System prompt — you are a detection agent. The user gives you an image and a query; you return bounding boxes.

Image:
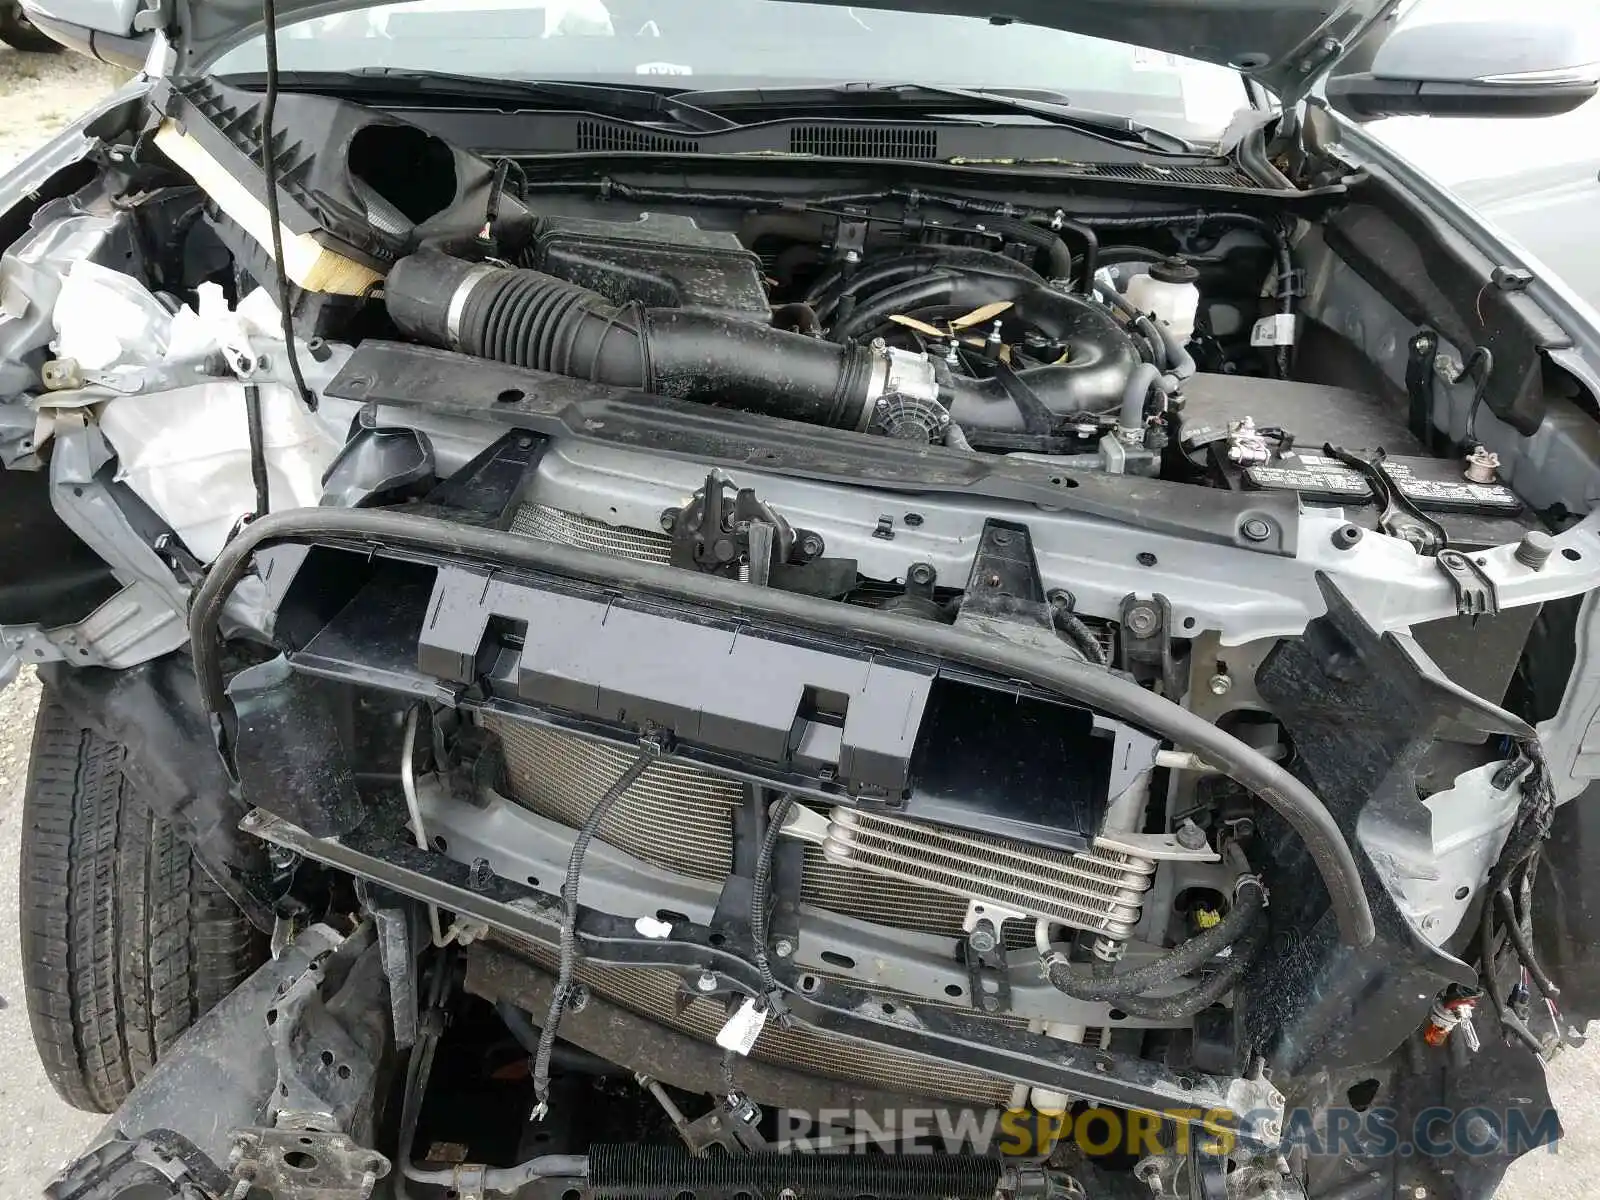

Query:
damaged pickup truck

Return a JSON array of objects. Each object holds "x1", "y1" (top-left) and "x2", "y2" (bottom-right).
[{"x1": 6, "y1": 1, "x2": 1600, "y2": 1197}]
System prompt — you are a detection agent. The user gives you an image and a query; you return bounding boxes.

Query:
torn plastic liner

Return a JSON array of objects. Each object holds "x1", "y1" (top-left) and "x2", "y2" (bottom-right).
[{"x1": 50, "y1": 269, "x2": 343, "y2": 562}]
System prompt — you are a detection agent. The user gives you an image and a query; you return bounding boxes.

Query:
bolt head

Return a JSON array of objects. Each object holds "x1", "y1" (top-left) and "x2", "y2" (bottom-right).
[
  {"x1": 1175, "y1": 821, "x2": 1208, "y2": 850},
  {"x1": 801, "y1": 534, "x2": 824, "y2": 558},
  {"x1": 968, "y1": 928, "x2": 997, "y2": 954},
  {"x1": 1241, "y1": 518, "x2": 1272, "y2": 543},
  {"x1": 1125, "y1": 606, "x2": 1158, "y2": 637},
  {"x1": 774, "y1": 937, "x2": 795, "y2": 959},
  {"x1": 659, "y1": 509, "x2": 677, "y2": 532},
  {"x1": 1515, "y1": 529, "x2": 1554, "y2": 570},
  {"x1": 696, "y1": 971, "x2": 718, "y2": 993},
  {"x1": 1208, "y1": 673, "x2": 1233, "y2": 696}
]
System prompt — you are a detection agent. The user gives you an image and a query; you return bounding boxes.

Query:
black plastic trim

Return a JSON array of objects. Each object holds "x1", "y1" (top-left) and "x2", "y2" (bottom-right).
[{"x1": 326, "y1": 340, "x2": 1302, "y2": 555}]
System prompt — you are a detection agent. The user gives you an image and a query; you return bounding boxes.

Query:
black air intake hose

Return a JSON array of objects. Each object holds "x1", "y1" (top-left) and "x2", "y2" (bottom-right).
[
  {"x1": 386, "y1": 252, "x2": 876, "y2": 429},
  {"x1": 386, "y1": 251, "x2": 1141, "y2": 436}
]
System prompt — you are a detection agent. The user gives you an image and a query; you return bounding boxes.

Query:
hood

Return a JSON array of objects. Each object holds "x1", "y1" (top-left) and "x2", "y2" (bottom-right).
[{"x1": 31, "y1": 0, "x2": 1400, "y2": 100}]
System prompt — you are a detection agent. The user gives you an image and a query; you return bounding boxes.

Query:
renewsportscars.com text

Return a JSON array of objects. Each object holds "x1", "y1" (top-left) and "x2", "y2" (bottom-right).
[{"x1": 773, "y1": 1106, "x2": 1561, "y2": 1158}]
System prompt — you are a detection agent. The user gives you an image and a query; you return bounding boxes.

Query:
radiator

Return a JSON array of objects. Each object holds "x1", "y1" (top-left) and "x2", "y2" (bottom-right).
[{"x1": 491, "y1": 503, "x2": 1115, "y2": 1100}]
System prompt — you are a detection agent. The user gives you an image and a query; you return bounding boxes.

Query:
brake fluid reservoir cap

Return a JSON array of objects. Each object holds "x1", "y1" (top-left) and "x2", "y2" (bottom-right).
[{"x1": 1149, "y1": 255, "x2": 1201, "y2": 284}]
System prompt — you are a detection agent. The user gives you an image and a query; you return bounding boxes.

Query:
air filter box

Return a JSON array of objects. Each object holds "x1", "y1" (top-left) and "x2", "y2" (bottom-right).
[{"x1": 528, "y1": 214, "x2": 770, "y2": 322}]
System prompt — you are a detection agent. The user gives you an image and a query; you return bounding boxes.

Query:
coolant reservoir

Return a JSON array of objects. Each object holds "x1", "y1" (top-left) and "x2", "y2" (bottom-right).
[{"x1": 1123, "y1": 256, "x2": 1201, "y2": 344}]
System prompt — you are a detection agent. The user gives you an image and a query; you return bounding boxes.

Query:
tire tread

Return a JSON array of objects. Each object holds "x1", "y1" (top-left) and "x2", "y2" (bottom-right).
[{"x1": 20, "y1": 695, "x2": 263, "y2": 1113}]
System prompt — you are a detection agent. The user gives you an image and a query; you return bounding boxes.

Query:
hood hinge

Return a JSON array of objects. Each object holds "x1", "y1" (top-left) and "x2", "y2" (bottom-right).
[{"x1": 131, "y1": 0, "x2": 174, "y2": 34}]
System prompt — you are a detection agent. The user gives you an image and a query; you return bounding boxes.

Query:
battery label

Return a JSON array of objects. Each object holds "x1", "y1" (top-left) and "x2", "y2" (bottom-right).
[{"x1": 1244, "y1": 453, "x2": 1522, "y2": 514}]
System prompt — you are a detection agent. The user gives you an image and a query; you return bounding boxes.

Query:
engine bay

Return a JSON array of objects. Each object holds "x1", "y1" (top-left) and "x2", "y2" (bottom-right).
[{"x1": 7, "y1": 67, "x2": 1600, "y2": 1200}]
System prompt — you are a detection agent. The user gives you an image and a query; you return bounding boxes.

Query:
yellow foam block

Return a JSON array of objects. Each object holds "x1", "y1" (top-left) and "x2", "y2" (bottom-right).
[{"x1": 154, "y1": 120, "x2": 383, "y2": 297}]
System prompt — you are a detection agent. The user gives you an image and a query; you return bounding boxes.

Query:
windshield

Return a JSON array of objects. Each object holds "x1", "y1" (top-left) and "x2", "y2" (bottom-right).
[{"x1": 211, "y1": 0, "x2": 1251, "y2": 141}]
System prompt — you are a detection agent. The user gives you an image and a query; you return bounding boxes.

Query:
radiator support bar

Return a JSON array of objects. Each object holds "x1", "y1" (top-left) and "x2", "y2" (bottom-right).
[{"x1": 241, "y1": 805, "x2": 1284, "y2": 1146}]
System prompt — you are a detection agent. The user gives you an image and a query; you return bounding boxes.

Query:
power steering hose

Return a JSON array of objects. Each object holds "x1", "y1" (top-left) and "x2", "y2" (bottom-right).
[
  {"x1": 1037, "y1": 878, "x2": 1270, "y2": 1020},
  {"x1": 1100, "y1": 916, "x2": 1268, "y2": 1022},
  {"x1": 188, "y1": 508, "x2": 1376, "y2": 950},
  {"x1": 1037, "y1": 877, "x2": 1267, "y2": 1002}
]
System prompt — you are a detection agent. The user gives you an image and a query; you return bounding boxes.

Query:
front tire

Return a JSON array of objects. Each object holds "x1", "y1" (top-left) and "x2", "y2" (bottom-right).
[
  {"x1": 19, "y1": 690, "x2": 265, "y2": 1112},
  {"x1": 0, "y1": 2, "x2": 62, "y2": 52}
]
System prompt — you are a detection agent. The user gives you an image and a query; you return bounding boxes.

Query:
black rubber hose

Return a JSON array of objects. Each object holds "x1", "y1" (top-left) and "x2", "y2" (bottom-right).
[
  {"x1": 386, "y1": 253, "x2": 876, "y2": 431},
  {"x1": 987, "y1": 217, "x2": 1073, "y2": 280},
  {"x1": 977, "y1": 212, "x2": 1096, "y2": 292},
  {"x1": 188, "y1": 509, "x2": 1376, "y2": 949},
  {"x1": 495, "y1": 1001, "x2": 626, "y2": 1076},
  {"x1": 389, "y1": 252, "x2": 1140, "y2": 432},
  {"x1": 1098, "y1": 915, "x2": 1268, "y2": 1021},
  {"x1": 1045, "y1": 214, "x2": 1099, "y2": 293},
  {"x1": 645, "y1": 308, "x2": 874, "y2": 428},
  {"x1": 806, "y1": 246, "x2": 1044, "y2": 324},
  {"x1": 1042, "y1": 879, "x2": 1266, "y2": 1001}
]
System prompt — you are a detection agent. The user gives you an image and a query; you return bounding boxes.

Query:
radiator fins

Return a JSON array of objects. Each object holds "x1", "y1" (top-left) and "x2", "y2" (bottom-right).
[
  {"x1": 486, "y1": 717, "x2": 740, "y2": 880},
  {"x1": 496, "y1": 503, "x2": 982, "y2": 939},
  {"x1": 587, "y1": 1146, "x2": 1003, "y2": 1199},
  {"x1": 488, "y1": 711, "x2": 989, "y2": 940},
  {"x1": 493, "y1": 503, "x2": 1112, "y2": 1101},
  {"x1": 514, "y1": 939, "x2": 1019, "y2": 1108}
]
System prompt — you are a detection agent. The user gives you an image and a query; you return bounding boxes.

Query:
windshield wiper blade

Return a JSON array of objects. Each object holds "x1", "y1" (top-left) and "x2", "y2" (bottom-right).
[
  {"x1": 230, "y1": 69, "x2": 737, "y2": 132},
  {"x1": 678, "y1": 81, "x2": 1195, "y2": 152}
]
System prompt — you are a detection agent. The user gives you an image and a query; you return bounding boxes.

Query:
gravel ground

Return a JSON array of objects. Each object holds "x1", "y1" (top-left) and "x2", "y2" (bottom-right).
[
  {"x1": 0, "y1": 46, "x2": 124, "y2": 172},
  {"x1": 1, "y1": 34, "x2": 1598, "y2": 1200}
]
